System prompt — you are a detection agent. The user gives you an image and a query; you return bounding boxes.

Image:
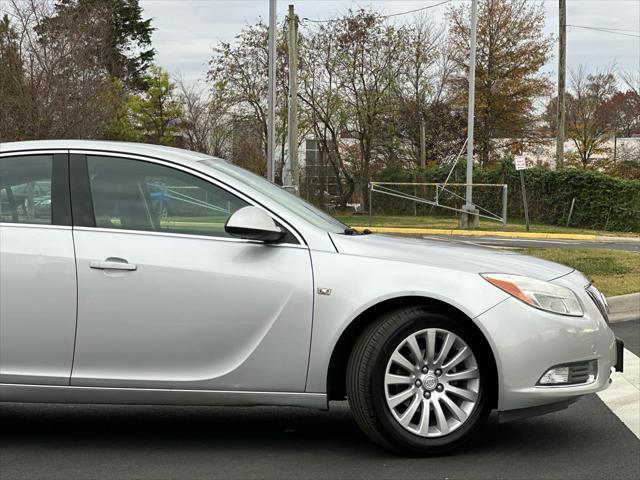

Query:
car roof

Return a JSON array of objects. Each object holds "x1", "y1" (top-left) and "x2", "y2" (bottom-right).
[{"x1": 0, "y1": 140, "x2": 223, "y2": 168}]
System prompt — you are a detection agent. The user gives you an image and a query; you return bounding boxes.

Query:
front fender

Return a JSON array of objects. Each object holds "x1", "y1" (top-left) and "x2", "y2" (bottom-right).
[{"x1": 304, "y1": 250, "x2": 509, "y2": 393}]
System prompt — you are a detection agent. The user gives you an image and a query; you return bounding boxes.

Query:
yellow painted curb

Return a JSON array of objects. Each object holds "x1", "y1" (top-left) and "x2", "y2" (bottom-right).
[{"x1": 354, "y1": 226, "x2": 597, "y2": 241}]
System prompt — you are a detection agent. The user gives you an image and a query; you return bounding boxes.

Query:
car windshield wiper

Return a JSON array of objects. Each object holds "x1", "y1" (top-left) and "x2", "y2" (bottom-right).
[{"x1": 344, "y1": 227, "x2": 372, "y2": 236}]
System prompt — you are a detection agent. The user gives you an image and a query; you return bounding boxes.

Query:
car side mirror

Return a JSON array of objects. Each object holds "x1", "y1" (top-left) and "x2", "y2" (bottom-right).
[{"x1": 224, "y1": 206, "x2": 286, "y2": 243}]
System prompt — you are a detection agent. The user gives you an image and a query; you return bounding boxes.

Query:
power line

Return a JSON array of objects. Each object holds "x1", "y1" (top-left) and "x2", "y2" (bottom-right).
[
  {"x1": 383, "y1": 0, "x2": 452, "y2": 18},
  {"x1": 301, "y1": 0, "x2": 451, "y2": 24},
  {"x1": 567, "y1": 24, "x2": 640, "y2": 38},
  {"x1": 590, "y1": 27, "x2": 640, "y2": 33},
  {"x1": 300, "y1": 4, "x2": 639, "y2": 35}
]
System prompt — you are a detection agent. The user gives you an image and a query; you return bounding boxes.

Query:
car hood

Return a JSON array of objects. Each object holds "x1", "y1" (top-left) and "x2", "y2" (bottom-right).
[{"x1": 329, "y1": 233, "x2": 574, "y2": 281}]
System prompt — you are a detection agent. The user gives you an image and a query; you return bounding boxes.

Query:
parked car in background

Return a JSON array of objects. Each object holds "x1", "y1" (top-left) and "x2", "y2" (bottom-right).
[
  {"x1": 0, "y1": 141, "x2": 623, "y2": 455},
  {"x1": 0, "y1": 179, "x2": 51, "y2": 222}
]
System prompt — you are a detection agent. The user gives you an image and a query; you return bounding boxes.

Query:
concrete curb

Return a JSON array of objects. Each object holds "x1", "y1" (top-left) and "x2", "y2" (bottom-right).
[
  {"x1": 354, "y1": 226, "x2": 640, "y2": 242},
  {"x1": 359, "y1": 226, "x2": 598, "y2": 240},
  {"x1": 596, "y1": 236, "x2": 640, "y2": 243},
  {"x1": 608, "y1": 293, "x2": 640, "y2": 323}
]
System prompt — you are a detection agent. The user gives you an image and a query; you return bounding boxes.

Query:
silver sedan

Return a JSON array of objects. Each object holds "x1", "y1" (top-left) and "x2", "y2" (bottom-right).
[{"x1": 0, "y1": 140, "x2": 623, "y2": 455}]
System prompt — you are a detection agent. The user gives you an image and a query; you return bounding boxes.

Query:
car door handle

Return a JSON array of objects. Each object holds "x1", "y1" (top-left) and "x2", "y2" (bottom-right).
[{"x1": 90, "y1": 258, "x2": 137, "y2": 271}]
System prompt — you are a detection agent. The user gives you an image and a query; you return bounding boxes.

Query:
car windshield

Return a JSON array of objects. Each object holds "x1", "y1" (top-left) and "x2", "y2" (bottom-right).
[{"x1": 202, "y1": 159, "x2": 348, "y2": 233}]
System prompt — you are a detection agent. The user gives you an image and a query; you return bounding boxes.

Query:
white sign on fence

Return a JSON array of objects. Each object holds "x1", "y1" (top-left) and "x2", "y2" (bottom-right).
[{"x1": 514, "y1": 156, "x2": 527, "y2": 171}]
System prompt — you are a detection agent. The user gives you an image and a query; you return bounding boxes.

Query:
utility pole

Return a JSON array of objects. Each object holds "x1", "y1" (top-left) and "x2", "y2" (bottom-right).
[
  {"x1": 419, "y1": 119, "x2": 426, "y2": 170},
  {"x1": 418, "y1": 118, "x2": 426, "y2": 215},
  {"x1": 267, "y1": 0, "x2": 277, "y2": 182},
  {"x1": 285, "y1": 4, "x2": 299, "y2": 193},
  {"x1": 461, "y1": 0, "x2": 479, "y2": 228},
  {"x1": 556, "y1": 0, "x2": 566, "y2": 169}
]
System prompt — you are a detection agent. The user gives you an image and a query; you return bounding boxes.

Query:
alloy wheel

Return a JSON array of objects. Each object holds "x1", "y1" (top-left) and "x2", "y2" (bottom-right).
[{"x1": 384, "y1": 328, "x2": 480, "y2": 438}]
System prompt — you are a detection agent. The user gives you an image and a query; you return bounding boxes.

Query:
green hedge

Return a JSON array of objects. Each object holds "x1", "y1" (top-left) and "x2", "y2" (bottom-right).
[{"x1": 371, "y1": 161, "x2": 640, "y2": 232}]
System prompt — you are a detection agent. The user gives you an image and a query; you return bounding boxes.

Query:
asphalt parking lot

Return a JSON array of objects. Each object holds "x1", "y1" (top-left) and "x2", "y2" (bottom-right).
[
  {"x1": 612, "y1": 320, "x2": 640, "y2": 356},
  {"x1": 422, "y1": 234, "x2": 640, "y2": 252},
  {"x1": 1, "y1": 321, "x2": 638, "y2": 480}
]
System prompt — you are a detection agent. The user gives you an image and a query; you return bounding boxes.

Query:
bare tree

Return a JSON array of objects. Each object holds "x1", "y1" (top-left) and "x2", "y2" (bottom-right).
[
  {"x1": 335, "y1": 10, "x2": 407, "y2": 206},
  {"x1": 177, "y1": 78, "x2": 233, "y2": 158},
  {"x1": 207, "y1": 21, "x2": 290, "y2": 176},
  {"x1": 620, "y1": 69, "x2": 639, "y2": 96},
  {"x1": 565, "y1": 66, "x2": 617, "y2": 167},
  {"x1": 395, "y1": 15, "x2": 462, "y2": 167},
  {"x1": 299, "y1": 16, "x2": 355, "y2": 207},
  {"x1": 299, "y1": 9, "x2": 407, "y2": 207},
  {"x1": 3, "y1": 0, "x2": 123, "y2": 140}
]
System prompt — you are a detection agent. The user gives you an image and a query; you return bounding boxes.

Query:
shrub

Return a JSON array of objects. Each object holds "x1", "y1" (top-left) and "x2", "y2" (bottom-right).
[{"x1": 372, "y1": 162, "x2": 640, "y2": 232}]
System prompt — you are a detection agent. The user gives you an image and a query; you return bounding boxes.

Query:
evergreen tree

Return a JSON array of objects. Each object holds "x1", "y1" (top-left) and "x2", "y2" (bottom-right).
[
  {"x1": 0, "y1": 14, "x2": 25, "y2": 141},
  {"x1": 39, "y1": 0, "x2": 155, "y2": 90}
]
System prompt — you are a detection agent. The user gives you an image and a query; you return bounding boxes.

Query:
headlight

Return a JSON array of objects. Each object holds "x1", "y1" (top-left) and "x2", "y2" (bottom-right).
[{"x1": 481, "y1": 273, "x2": 583, "y2": 317}]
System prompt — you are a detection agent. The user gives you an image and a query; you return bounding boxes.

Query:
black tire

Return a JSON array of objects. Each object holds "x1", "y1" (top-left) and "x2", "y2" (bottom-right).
[{"x1": 346, "y1": 306, "x2": 493, "y2": 456}]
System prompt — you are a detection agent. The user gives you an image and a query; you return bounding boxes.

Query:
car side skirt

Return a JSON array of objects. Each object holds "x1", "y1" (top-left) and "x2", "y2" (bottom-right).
[{"x1": 0, "y1": 384, "x2": 328, "y2": 410}]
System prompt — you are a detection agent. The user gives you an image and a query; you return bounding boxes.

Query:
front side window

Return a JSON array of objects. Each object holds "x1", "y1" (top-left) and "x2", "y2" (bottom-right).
[
  {"x1": 87, "y1": 156, "x2": 249, "y2": 238},
  {"x1": 0, "y1": 155, "x2": 53, "y2": 225}
]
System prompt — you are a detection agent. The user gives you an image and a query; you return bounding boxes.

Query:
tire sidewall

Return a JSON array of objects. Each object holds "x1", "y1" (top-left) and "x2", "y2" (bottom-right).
[{"x1": 368, "y1": 310, "x2": 492, "y2": 455}]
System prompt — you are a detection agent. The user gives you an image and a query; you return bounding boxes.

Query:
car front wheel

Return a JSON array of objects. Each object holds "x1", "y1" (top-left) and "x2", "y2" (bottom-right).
[{"x1": 346, "y1": 306, "x2": 493, "y2": 456}]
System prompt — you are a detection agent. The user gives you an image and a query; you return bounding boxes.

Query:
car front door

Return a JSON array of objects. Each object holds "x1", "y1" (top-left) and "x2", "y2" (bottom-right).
[
  {"x1": 0, "y1": 153, "x2": 77, "y2": 385},
  {"x1": 69, "y1": 153, "x2": 314, "y2": 392}
]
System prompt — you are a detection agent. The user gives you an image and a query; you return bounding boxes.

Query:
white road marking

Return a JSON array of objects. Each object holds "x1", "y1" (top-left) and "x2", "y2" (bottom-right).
[
  {"x1": 474, "y1": 238, "x2": 580, "y2": 245},
  {"x1": 422, "y1": 236, "x2": 453, "y2": 242},
  {"x1": 422, "y1": 235, "x2": 582, "y2": 246},
  {"x1": 462, "y1": 242, "x2": 509, "y2": 250},
  {"x1": 597, "y1": 348, "x2": 640, "y2": 439}
]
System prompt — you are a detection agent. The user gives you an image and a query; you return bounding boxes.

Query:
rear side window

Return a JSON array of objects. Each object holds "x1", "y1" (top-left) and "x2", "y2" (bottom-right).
[
  {"x1": 86, "y1": 155, "x2": 249, "y2": 238},
  {"x1": 0, "y1": 155, "x2": 53, "y2": 225}
]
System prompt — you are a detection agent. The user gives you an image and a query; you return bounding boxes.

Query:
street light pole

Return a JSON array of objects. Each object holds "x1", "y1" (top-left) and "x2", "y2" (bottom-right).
[
  {"x1": 459, "y1": 0, "x2": 479, "y2": 229},
  {"x1": 267, "y1": 0, "x2": 277, "y2": 183},
  {"x1": 465, "y1": 0, "x2": 477, "y2": 211},
  {"x1": 556, "y1": 0, "x2": 566, "y2": 169},
  {"x1": 286, "y1": 4, "x2": 299, "y2": 193}
]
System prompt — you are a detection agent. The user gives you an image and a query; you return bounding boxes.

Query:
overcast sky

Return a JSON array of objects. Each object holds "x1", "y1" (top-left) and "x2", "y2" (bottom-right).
[{"x1": 140, "y1": 0, "x2": 640, "y2": 86}]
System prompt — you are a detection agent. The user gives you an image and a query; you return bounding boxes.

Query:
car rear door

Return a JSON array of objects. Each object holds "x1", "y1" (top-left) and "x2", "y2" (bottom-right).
[
  {"x1": 0, "y1": 152, "x2": 77, "y2": 385},
  {"x1": 68, "y1": 152, "x2": 314, "y2": 392}
]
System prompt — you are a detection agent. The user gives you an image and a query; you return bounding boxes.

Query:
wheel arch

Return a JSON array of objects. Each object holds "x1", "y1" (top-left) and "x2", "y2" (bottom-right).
[{"x1": 326, "y1": 295, "x2": 499, "y2": 407}]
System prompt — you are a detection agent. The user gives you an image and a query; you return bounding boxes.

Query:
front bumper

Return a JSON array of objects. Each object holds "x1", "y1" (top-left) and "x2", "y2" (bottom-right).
[
  {"x1": 498, "y1": 338, "x2": 624, "y2": 423},
  {"x1": 474, "y1": 272, "x2": 618, "y2": 412}
]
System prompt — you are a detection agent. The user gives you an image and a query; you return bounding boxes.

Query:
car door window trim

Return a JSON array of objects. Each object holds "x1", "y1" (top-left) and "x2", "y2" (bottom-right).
[
  {"x1": 0, "y1": 223, "x2": 72, "y2": 231},
  {"x1": 72, "y1": 225, "x2": 307, "y2": 249},
  {"x1": 0, "y1": 149, "x2": 68, "y2": 157}
]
